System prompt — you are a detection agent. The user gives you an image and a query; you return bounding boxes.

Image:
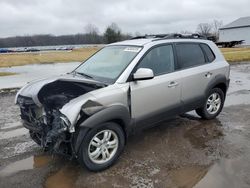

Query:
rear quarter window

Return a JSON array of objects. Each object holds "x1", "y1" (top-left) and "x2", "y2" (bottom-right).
[{"x1": 200, "y1": 43, "x2": 216, "y2": 62}]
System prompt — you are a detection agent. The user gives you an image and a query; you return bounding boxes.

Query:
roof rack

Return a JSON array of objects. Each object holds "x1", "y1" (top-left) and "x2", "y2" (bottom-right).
[
  {"x1": 131, "y1": 34, "x2": 169, "y2": 39},
  {"x1": 131, "y1": 33, "x2": 207, "y2": 40}
]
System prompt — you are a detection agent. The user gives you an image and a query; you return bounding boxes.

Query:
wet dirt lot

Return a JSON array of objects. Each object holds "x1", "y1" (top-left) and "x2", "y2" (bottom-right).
[{"x1": 1, "y1": 64, "x2": 250, "y2": 188}]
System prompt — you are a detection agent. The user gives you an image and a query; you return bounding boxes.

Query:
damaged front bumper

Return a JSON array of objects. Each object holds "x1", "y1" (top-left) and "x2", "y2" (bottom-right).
[
  {"x1": 15, "y1": 74, "x2": 107, "y2": 157},
  {"x1": 17, "y1": 95, "x2": 74, "y2": 156}
]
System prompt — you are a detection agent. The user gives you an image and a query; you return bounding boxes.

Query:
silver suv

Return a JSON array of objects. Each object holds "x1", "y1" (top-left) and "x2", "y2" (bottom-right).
[{"x1": 15, "y1": 34, "x2": 230, "y2": 171}]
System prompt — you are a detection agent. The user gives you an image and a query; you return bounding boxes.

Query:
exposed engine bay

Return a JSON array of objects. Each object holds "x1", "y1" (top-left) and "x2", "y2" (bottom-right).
[{"x1": 16, "y1": 80, "x2": 103, "y2": 156}]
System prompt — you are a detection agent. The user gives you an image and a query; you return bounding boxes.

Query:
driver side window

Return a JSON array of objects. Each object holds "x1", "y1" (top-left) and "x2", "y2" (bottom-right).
[{"x1": 137, "y1": 45, "x2": 175, "y2": 76}]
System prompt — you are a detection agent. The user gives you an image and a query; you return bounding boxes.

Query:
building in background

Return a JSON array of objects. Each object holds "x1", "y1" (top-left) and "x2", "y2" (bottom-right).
[{"x1": 219, "y1": 16, "x2": 250, "y2": 46}]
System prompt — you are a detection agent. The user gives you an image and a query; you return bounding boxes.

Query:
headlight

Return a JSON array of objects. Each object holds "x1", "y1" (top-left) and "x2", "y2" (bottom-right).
[
  {"x1": 16, "y1": 95, "x2": 34, "y2": 106},
  {"x1": 81, "y1": 100, "x2": 104, "y2": 116},
  {"x1": 60, "y1": 115, "x2": 71, "y2": 127},
  {"x1": 59, "y1": 114, "x2": 74, "y2": 133}
]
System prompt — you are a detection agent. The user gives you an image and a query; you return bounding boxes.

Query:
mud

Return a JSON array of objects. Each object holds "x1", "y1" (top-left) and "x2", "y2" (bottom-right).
[{"x1": 0, "y1": 64, "x2": 250, "y2": 188}]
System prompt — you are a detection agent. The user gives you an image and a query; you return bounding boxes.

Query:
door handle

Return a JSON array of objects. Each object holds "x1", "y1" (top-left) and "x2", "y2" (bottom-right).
[
  {"x1": 205, "y1": 72, "x2": 213, "y2": 78},
  {"x1": 168, "y1": 81, "x2": 179, "y2": 88}
]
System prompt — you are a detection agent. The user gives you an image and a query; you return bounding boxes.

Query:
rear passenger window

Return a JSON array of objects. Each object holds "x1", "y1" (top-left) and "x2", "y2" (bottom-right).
[
  {"x1": 200, "y1": 43, "x2": 216, "y2": 62},
  {"x1": 176, "y1": 43, "x2": 206, "y2": 69},
  {"x1": 137, "y1": 45, "x2": 175, "y2": 76}
]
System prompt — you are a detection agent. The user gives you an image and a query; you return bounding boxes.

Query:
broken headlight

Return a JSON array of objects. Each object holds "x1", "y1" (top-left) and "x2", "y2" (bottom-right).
[
  {"x1": 60, "y1": 115, "x2": 71, "y2": 128},
  {"x1": 17, "y1": 95, "x2": 34, "y2": 106},
  {"x1": 81, "y1": 100, "x2": 104, "y2": 116}
]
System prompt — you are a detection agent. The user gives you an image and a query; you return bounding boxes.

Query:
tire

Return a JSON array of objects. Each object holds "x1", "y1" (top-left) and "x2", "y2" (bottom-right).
[
  {"x1": 196, "y1": 88, "x2": 225, "y2": 120},
  {"x1": 77, "y1": 122, "x2": 125, "y2": 171}
]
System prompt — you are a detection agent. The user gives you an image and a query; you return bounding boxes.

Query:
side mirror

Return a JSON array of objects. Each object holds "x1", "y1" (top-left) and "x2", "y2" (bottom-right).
[{"x1": 133, "y1": 68, "x2": 154, "y2": 81}]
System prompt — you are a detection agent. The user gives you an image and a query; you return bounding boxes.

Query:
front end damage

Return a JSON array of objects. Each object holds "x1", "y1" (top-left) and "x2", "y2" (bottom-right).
[{"x1": 16, "y1": 78, "x2": 105, "y2": 157}]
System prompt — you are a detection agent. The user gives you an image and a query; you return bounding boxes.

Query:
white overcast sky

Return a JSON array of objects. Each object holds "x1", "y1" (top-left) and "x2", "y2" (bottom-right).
[{"x1": 0, "y1": 0, "x2": 249, "y2": 38}]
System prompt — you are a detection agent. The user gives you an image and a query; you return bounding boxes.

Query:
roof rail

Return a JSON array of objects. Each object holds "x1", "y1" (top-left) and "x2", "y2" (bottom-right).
[
  {"x1": 131, "y1": 33, "x2": 207, "y2": 40},
  {"x1": 155, "y1": 33, "x2": 207, "y2": 41},
  {"x1": 131, "y1": 34, "x2": 169, "y2": 40}
]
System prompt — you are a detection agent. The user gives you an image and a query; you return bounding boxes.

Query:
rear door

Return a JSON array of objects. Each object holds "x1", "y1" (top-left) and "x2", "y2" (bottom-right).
[
  {"x1": 174, "y1": 42, "x2": 217, "y2": 111},
  {"x1": 130, "y1": 44, "x2": 182, "y2": 127}
]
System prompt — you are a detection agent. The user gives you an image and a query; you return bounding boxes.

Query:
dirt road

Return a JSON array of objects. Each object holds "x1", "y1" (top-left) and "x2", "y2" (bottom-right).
[{"x1": 0, "y1": 64, "x2": 250, "y2": 188}]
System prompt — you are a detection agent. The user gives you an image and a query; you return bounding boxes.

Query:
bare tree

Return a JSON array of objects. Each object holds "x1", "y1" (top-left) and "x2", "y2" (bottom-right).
[
  {"x1": 196, "y1": 23, "x2": 212, "y2": 37},
  {"x1": 84, "y1": 23, "x2": 100, "y2": 43},
  {"x1": 84, "y1": 23, "x2": 99, "y2": 35},
  {"x1": 211, "y1": 19, "x2": 223, "y2": 41}
]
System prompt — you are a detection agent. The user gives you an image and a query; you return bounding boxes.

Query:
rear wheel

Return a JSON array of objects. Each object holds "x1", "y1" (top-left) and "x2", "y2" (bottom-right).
[
  {"x1": 196, "y1": 88, "x2": 225, "y2": 119},
  {"x1": 77, "y1": 122, "x2": 125, "y2": 171}
]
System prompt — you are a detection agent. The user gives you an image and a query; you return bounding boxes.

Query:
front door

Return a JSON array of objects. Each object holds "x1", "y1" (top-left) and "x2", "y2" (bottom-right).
[{"x1": 129, "y1": 44, "x2": 181, "y2": 127}]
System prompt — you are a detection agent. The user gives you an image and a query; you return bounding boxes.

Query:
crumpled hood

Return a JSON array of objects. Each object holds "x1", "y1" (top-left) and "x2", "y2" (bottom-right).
[{"x1": 15, "y1": 73, "x2": 103, "y2": 107}]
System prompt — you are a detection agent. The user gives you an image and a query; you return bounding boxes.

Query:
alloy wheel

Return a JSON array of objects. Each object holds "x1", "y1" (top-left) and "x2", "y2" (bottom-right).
[
  {"x1": 88, "y1": 130, "x2": 119, "y2": 164},
  {"x1": 206, "y1": 92, "x2": 221, "y2": 115}
]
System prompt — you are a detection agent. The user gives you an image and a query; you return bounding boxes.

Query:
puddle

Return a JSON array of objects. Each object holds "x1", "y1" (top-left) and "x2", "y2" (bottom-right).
[
  {"x1": 170, "y1": 157, "x2": 250, "y2": 188},
  {"x1": 228, "y1": 65, "x2": 250, "y2": 94},
  {"x1": 0, "y1": 155, "x2": 52, "y2": 177},
  {"x1": 0, "y1": 127, "x2": 29, "y2": 140},
  {"x1": 170, "y1": 165, "x2": 210, "y2": 188},
  {"x1": 225, "y1": 89, "x2": 250, "y2": 107},
  {"x1": 0, "y1": 62, "x2": 80, "y2": 89},
  {"x1": 170, "y1": 157, "x2": 249, "y2": 188},
  {"x1": 194, "y1": 159, "x2": 246, "y2": 188},
  {"x1": 45, "y1": 163, "x2": 80, "y2": 188}
]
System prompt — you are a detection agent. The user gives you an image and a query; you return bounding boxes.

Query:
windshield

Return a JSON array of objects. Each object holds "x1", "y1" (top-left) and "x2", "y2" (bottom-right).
[{"x1": 75, "y1": 46, "x2": 142, "y2": 83}]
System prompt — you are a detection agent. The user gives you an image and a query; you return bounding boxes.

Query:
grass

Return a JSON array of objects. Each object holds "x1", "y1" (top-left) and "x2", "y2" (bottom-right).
[
  {"x1": 0, "y1": 47, "x2": 249, "y2": 68},
  {"x1": 0, "y1": 72, "x2": 17, "y2": 76},
  {"x1": 220, "y1": 48, "x2": 250, "y2": 63},
  {"x1": 0, "y1": 47, "x2": 100, "y2": 68}
]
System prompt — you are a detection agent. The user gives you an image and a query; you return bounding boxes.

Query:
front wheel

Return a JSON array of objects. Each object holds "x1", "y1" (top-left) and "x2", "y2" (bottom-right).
[
  {"x1": 77, "y1": 122, "x2": 125, "y2": 171},
  {"x1": 196, "y1": 88, "x2": 225, "y2": 119}
]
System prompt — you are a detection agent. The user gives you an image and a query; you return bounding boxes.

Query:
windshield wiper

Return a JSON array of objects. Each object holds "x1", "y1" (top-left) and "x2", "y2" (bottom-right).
[
  {"x1": 74, "y1": 71, "x2": 94, "y2": 79},
  {"x1": 73, "y1": 71, "x2": 109, "y2": 87}
]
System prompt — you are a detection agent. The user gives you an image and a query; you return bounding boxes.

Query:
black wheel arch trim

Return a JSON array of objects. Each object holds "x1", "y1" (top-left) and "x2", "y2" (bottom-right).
[
  {"x1": 74, "y1": 105, "x2": 132, "y2": 154},
  {"x1": 205, "y1": 74, "x2": 229, "y2": 96},
  {"x1": 79, "y1": 104, "x2": 131, "y2": 129}
]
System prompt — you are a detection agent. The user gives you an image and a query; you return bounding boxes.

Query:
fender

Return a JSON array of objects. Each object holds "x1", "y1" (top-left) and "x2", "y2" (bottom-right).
[{"x1": 74, "y1": 105, "x2": 132, "y2": 154}]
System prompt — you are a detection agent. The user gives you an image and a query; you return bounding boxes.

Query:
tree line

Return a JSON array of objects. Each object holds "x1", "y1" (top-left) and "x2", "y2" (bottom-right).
[
  {"x1": 0, "y1": 23, "x2": 132, "y2": 48},
  {"x1": 0, "y1": 20, "x2": 223, "y2": 48}
]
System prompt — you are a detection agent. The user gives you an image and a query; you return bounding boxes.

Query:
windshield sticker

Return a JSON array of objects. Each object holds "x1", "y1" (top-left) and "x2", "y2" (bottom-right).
[{"x1": 124, "y1": 47, "x2": 141, "y2": 53}]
